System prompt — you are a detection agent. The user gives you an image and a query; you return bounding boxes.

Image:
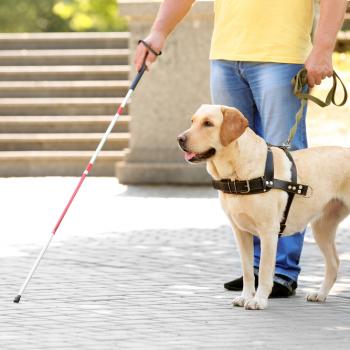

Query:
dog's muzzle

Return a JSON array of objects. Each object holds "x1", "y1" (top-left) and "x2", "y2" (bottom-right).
[{"x1": 177, "y1": 133, "x2": 216, "y2": 162}]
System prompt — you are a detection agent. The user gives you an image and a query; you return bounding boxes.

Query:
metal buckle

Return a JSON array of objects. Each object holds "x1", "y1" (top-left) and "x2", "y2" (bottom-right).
[
  {"x1": 226, "y1": 180, "x2": 237, "y2": 194},
  {"x1": 240, "y1": 180, "x2": 251, "y2": 194},
  {"x1": 283, "y1": 140, "x2": 292, "y2": 150},
  {"x1": 227, "y1": 180, "x2": 232, "y2": 193}
]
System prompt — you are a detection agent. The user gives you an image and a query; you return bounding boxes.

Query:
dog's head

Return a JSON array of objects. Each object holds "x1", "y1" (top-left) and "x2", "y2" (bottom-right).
[{"x1": 177, "y1": 105, "x2": 249, "y2": 163}]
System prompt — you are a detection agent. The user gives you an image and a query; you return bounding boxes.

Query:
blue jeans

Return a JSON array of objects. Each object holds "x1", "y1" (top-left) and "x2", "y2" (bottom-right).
[{"x1": 210, "y1": 60, "x2": 308, "y2": 282}]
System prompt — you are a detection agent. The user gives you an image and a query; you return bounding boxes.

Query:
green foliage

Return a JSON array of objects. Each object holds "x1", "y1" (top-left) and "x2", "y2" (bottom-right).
[
  {"x1": 0, "y1": 0, "x2": 69, "y2": 32},
  {"x1": 53, "y1": 0, "x2": 127, "y2": 32},
  {"x1": 0, "y1": 0, "x2": 127, "y2": 33}
]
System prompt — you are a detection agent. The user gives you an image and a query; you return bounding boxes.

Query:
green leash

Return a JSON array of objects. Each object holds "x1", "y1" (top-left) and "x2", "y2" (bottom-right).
[{"x1": 287, "y1": 68, "x2": 348, "y2": 145}]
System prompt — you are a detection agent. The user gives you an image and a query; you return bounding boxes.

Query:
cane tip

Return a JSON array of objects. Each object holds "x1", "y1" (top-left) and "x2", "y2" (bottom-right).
[{"x1": 13, "y1": 295, "x2": 21, "y2": 303}]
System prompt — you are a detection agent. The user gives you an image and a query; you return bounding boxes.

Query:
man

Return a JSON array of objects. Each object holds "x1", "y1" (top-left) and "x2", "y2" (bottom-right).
[{"x1": 134, "y1": 0, "x2": 347, "y2": 297}]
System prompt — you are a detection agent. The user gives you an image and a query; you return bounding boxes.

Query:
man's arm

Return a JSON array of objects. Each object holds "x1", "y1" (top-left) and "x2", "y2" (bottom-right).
[
  {"x1": 305, "y1": 0, "x2": 347, "y2": 87},
  {"x1": 134, "y1": 0, "x2": 195, "y2": 71}
]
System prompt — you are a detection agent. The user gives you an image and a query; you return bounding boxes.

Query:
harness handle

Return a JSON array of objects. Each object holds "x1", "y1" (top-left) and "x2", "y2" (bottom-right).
[{"x1": 286, "y1": 67, "x2": 348, "y2": 145}]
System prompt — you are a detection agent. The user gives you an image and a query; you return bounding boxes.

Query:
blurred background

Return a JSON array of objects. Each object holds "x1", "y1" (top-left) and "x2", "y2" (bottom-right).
[
  {"x1": 0, "y1": 0, "x2": 127, "y2": 32},
  {"x1": 1, "y1": 3, "x2": 350, "y2": 347},
  {"x1": 0, "y1": 0, "x2": 349, "y2": 180}
]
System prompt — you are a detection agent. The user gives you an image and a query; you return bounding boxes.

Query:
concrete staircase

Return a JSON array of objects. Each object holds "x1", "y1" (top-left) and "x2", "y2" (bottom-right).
[{"x1": 0, "y1": 32, "x2": 131, "y2": 176}]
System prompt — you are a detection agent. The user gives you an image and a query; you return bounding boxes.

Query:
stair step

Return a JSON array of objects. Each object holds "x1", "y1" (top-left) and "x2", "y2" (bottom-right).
[
  {"x1": 0, "y1": 32, "x2": 130, "y2": 50},
  {"x1": 0, "y1": 49, "x2": 130, "y2": 66},
  {"x1": 0, "y1": 97, "x2": 128, "y2": 115},
  {"x1": 0, "y1": 150, "x2": 126, "y2": 176},
  {"x1": 0, "y1": 132, "x2": 129, "y2": 150},
  {"x1": 0, "y1": 65, "x2": 130, "y2": 81},
  {"x1": 0, "y1": 133, "x2": 129, "y2": 151},
  {"x1": 0, "y1": 81, "x2": 130, "y2": 97},
  {"x1": 336, "y1": 31, "x2": 350, "y2": 51},
  {"x1": 0, "y1": 115, "x2": 131, "y2": 133},
  {"x1": 0, "y1": 32, "x2": 132, "y2": 177}
]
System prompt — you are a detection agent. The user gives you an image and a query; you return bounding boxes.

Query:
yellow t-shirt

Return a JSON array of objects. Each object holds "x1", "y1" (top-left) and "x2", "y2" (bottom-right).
[{"x1": 210, "y1": 0, "x2": 314, "y2": 64}]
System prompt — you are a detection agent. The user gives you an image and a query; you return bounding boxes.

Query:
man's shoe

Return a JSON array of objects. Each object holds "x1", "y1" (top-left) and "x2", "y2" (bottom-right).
[
  {"x1": 270, "y1": 274, "x2": 297, "y2": 298},
  {"x1": 224, "y1": 274, "x2": 297, "y2": 298},
  {"x1": 224, "y1": 275, "x2": 258, "y2": 291}
]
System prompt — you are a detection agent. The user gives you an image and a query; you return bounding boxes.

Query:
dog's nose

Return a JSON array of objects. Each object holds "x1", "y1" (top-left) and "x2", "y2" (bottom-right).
[{"x1": 177, "y1": 134, "x2": 187, "y2": 147}]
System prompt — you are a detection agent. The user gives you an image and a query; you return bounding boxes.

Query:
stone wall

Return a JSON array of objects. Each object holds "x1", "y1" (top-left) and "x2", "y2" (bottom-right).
[{"x1": 116, "y1": 0, "x2": 214, "y2": 184}]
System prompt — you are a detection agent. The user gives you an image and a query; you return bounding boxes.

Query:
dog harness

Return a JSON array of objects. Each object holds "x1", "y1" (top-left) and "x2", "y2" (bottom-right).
[{"x1": 212, "y1": 145, "x2": 309, "y2": 234}]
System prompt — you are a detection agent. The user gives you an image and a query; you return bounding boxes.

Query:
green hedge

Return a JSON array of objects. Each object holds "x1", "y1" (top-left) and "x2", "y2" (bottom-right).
[{"x1": 0, "y1": 0, "x2": 127, "y2": 33}]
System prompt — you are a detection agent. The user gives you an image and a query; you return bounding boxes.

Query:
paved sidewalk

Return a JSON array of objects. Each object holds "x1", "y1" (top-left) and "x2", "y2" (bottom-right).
[{"x1": 0, "y1": 178, "x2": 350, "y2": 349}]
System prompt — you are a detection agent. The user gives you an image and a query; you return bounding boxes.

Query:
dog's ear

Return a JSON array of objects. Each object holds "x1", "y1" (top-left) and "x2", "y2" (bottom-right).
[{"x1": 220, "y1": 106, "x2": 248, "y2": 146}]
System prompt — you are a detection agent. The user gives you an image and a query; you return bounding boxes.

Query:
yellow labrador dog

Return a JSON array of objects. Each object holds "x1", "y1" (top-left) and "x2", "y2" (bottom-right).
[{"x1": 177, "y1": 104, "x2": 350, "y2": 310}]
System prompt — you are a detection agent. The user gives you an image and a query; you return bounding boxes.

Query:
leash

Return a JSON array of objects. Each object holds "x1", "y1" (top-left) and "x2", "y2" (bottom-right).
[{"x1": 286, "y1": 68, "x2": 348, "y2": 146}]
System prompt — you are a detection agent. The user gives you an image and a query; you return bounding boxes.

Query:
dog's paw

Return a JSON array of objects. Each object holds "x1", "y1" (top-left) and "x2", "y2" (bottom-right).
[
  {"x1": 306, "y1": 292, "x2": 327, "y2": 303},
  {"x1": 232, "y1": 296, "x2": 246, "y2": 307},
  {"x1": 244, "y1": 297, "x2": 268, "y2": 310}
]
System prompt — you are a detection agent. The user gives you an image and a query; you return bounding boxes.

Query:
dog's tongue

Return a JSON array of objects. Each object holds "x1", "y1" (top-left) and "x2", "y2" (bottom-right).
[{"x1": 185, "y1": 152, "x2": 196, "y2": 161}]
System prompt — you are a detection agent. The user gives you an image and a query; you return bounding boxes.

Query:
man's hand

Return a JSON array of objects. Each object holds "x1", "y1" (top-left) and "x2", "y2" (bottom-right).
[
  {"x1": 134, "y1": 31, "x2": 166, "y2": 72},
  {"x1": 132, "y1": 0, "x2": 195, "y2": 72},
  {"x1": 304, "y1": 47, "x2": 333, "y2": 88},
  {"x1": 304, "y1": 0, "x2": 347, "y2": 88}
]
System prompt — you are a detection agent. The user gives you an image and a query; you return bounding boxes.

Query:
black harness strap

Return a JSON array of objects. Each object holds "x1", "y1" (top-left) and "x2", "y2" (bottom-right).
[
  {"x1": 212, "y1": 147, "x2": 274, "y2": 195},
  {"x1": 276, "y1": 146, "x2": 297, "y2": 234},
  {"x1": 212, "y1": 145, "x2": 309, "y2": 234}
]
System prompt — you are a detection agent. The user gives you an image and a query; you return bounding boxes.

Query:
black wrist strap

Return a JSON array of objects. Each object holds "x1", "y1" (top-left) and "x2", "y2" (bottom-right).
[{"x1": 138, "y1": 40, "x2": 162, "y2": 56}]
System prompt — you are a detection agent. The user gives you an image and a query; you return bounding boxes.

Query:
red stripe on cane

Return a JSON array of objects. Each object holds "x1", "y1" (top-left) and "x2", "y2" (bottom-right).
[
  {"x1": 52, "y1": 173, "x2": 87, "y2": 235},
  {"x1": 117, "y1": 106, "x2": 123, "y2": 115},
  {"x1": 86, "y1": 163, "x2": 93, "y2": 172},
  {"x1": 52, "y1": 162, "x2": 93, "y2": 234}
]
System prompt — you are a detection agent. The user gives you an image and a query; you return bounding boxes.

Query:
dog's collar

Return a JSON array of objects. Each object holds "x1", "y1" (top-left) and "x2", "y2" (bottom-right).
[{"x1": 211, "y1": 145, "x2": 309, "y2": 234}]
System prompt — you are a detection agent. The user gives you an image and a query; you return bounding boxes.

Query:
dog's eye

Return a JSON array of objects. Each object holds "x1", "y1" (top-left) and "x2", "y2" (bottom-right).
[{"x1": 203, "y1": 120, "x2": 214, "y2": 127}]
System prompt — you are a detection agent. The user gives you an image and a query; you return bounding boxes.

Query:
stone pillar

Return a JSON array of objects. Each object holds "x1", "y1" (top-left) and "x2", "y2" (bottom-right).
[{"x1": 116, "y1": 0, "x2": 214, "y2": 184}]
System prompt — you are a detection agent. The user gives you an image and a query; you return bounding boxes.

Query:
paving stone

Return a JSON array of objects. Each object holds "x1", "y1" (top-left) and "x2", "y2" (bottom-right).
[{"x1": 0, "y1": 178, "x2": 349, "y2": 349}]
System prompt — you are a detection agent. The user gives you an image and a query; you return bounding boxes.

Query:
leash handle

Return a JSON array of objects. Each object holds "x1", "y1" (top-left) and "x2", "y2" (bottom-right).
[
  {"x1": 286, "y1": 68, "x2": 348, "y2": 146},
  {"x1": 292, "y1": 68, "x2": 348, "y2": 107}
]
